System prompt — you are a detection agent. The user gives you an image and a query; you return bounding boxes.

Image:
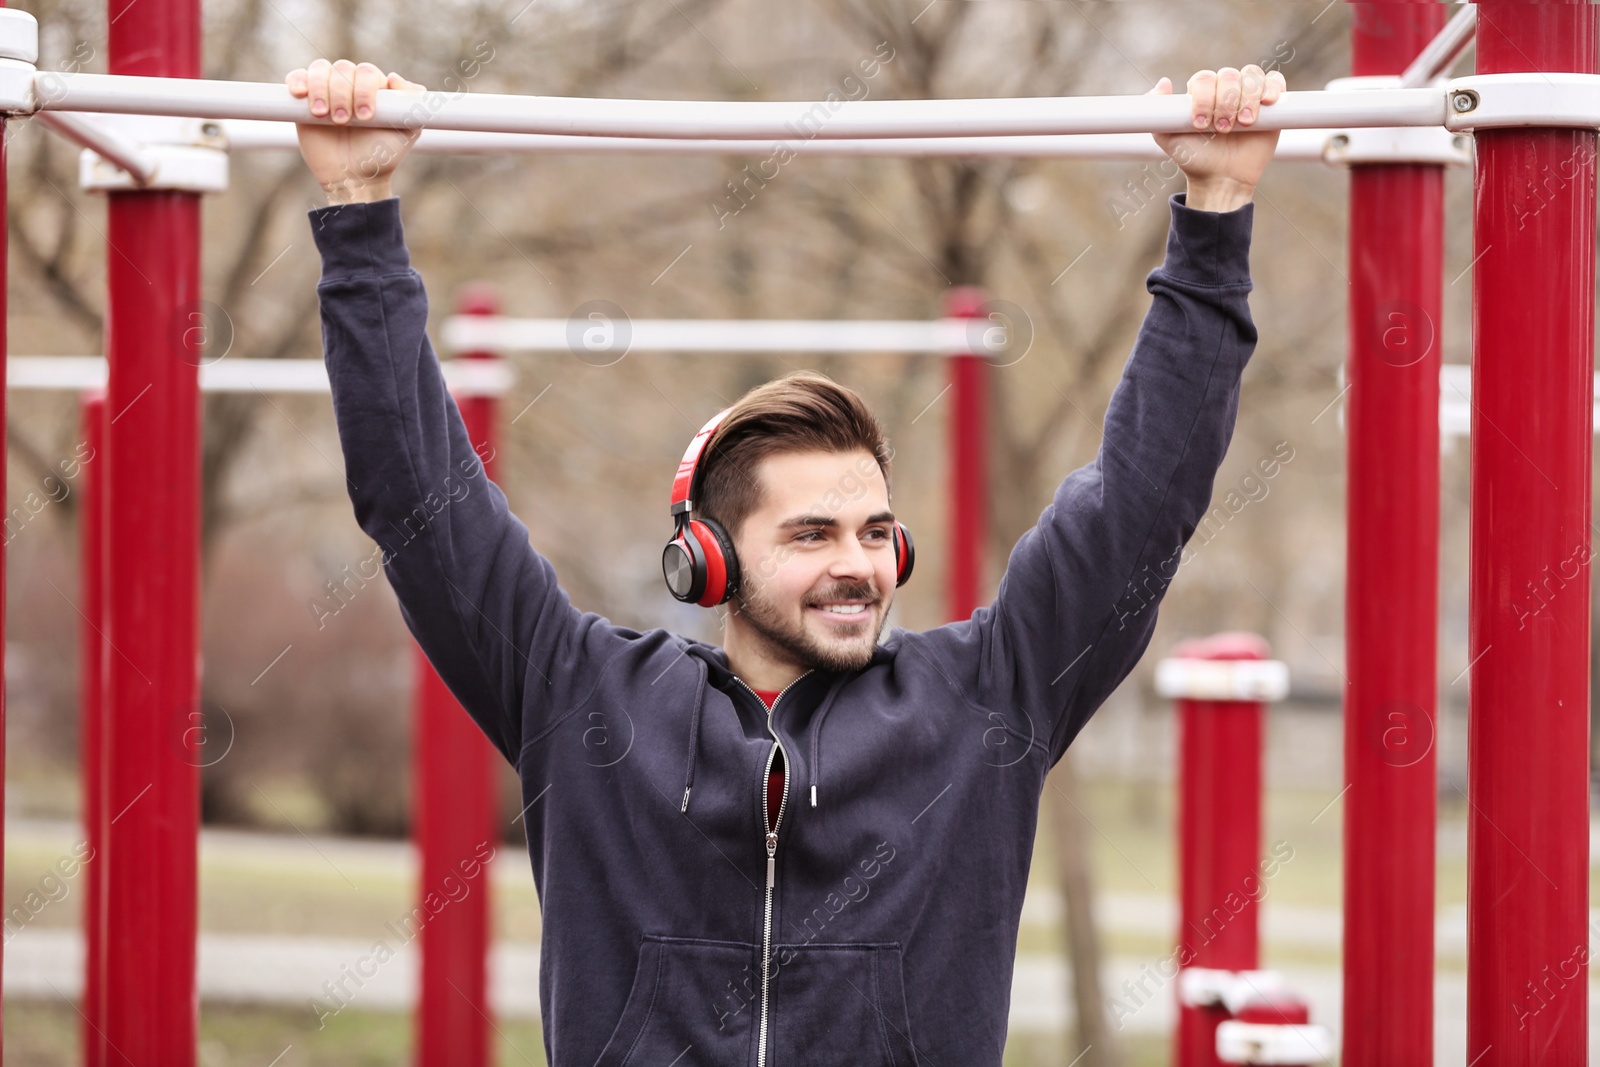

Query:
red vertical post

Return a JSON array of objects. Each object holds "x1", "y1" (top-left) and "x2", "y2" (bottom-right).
[
  {"x1": 413, "y1": 284, "x2": 503, "y2": 1067},
  {"x1": 1163, "y1": 634, "x2": 1275, "y2": 1067},
  {"x1": 79, "y1": 390, "x2": 106, "y2": 1067},
  {"x1": 943, "y1": 287, "x2": 987, "y2": 622},
  {"x1": 1469, "y1": 3, "x2": 1598, "y2": 1062},
  {"x1": 102, "y1": 0, "x2": 202, "y2": 1062},
  {"x1": 1340, "y1": 5, "x2": 1446, "y2": 1064}
]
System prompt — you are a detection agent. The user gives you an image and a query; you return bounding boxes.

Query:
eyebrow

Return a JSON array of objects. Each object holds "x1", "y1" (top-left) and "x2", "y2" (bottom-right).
[{"x1": 778, "y1": 510, "x2": 895, "y2": 531}]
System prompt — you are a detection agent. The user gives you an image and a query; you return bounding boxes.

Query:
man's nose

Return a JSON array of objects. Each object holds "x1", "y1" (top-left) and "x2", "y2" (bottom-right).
[{"x1": 828, "y1": 536, "x2": 875, "y2": 581}]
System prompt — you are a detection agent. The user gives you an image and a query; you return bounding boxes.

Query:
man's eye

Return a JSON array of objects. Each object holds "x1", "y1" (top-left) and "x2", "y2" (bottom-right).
[
  {"x1": 868, "y1": 528, "x2": 891, "y2": 541},
  {"x1": 796, "y1": 531, "x2": 825, "y2": 543}
]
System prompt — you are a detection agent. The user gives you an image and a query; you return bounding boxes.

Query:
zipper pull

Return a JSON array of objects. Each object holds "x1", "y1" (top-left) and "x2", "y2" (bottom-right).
[
  {"x1": 765, "y1": 830, "x2": 778, "y2": 856},
  {"x1": 767, "y1": 854, "x2": 775, "y2": 887}
]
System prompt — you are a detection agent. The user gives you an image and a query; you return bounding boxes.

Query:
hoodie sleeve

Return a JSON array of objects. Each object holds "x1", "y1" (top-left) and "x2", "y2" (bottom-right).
[
  {"x1": 309, "y1": 197, "x2": 624, "y2": 766},
  {"x1": 914, "y1": 192, "x2": 1258, "y2": 765}
]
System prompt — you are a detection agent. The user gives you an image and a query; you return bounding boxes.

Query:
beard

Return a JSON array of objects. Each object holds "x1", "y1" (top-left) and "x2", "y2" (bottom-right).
[{"x1": 729, "y1": 577, "x2": 887, "y2": 674}]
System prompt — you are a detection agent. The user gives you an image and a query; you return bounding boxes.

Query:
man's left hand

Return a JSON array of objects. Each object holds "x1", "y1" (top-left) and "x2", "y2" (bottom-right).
[{"x1": 1151, "y1": 64, "x2": 1286, "y2": 212}]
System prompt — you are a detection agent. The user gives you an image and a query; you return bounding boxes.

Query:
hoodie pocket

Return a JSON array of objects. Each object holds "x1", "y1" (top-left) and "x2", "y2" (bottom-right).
[
  {"x1": 592, "y1": 935, "x2": 759, "y2": 1067},
  {"x1": 767, "y1": 942, "x2": 920, "y2": 1066}
]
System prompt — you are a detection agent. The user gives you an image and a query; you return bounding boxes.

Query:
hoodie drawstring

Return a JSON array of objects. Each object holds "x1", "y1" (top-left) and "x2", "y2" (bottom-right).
[
  {"x1": 807, "y1": 676, "x2": 851, "y2": 809},
  {"x1": 680, "y1": 656, "x2": 709, "y2": 813}
]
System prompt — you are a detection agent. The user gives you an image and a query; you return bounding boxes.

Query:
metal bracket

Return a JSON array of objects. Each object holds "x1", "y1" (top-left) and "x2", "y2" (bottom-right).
[
  {"x1": 1321, "y1": 76, "x2": 1472, "y2": 166},
  {"x1": 0, "y1": 10, "x2": 38, "y2": 114},
  {"x1": 74, "y1": 115, "x2": 229, "y2": 193},
  {"x1": 0, "y1": 9, "x2": 37, "y2": 65},
  {"x1": 1323, "y1": 126, "x2": 1471, "y2": 167},
  {"x1": 1445, "y1": 72, "x2": 1600, "y2": 132},
  {"x1": 0, "y1": 59, "x2": 37, "y2": 115}
]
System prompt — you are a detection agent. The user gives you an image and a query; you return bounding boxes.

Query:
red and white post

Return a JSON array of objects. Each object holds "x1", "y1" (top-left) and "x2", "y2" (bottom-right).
[
  {"x1": 1340, "y1": 4, "x2": 1447, "y2": 1064},
  {"x1": 1157, "y1": 635, "x2": 1326, "y2": 1067},
  {"x1": 1468, "y1": 3, "x2": 1598, "y2": 1061},
  {"x1": 413, "y1": 285, "x2": 505, "y2": 1066}
]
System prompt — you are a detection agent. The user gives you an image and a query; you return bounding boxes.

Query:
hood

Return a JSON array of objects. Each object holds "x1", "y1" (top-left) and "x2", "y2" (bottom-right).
[{"x1": 676, "y1": 637, "x2": 897, "y2": 815}]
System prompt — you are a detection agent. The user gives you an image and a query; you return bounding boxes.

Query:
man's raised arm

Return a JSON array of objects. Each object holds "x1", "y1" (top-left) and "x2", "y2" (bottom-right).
[
  {"x1": 954, "y1": 65, "x2": 1286, "y2": 763},
  {"x1": 291, "y1": 59, "x2": 624, "y2": 764}
]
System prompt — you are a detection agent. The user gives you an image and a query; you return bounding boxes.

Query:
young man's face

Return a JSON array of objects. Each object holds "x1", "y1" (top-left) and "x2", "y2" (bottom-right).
[{"x1": 728, "y1": 449, "x2": 897, "y2": 674}]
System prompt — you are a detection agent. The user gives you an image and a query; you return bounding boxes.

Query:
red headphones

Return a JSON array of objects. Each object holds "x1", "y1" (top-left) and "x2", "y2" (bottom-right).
[{"x1": 662, "y1": 407, "x2": 915, "y2": 607}]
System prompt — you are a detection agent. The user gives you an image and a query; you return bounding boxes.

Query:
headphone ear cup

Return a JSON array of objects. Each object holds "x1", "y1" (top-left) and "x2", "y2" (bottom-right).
[
  {"x1": 893, "y1": 522, "x2": 915, "y2": 587},
  {"x1": 662, "y1": 526, "x2": 707, "y2": 604},
  {"x1": 689, "y1": 517, "x2": 740, "y2": 607}
]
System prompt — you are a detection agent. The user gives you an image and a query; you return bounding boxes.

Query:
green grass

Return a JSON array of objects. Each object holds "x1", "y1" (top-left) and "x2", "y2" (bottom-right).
[
  {"x1": 4, "y1": 833, "x2": 545, "y2": 943},
  {"x1": 1034, "y1": 778, "x2": 1352, "y2": 909},
  {"x1": 3, "y1": 1002, "x2": 545, "y2": 1067}
]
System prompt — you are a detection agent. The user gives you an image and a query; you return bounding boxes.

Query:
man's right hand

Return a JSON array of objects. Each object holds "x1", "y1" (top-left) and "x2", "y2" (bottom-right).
[{"x1": 286, "y1": 59, "x2": 426, "y2": 204}]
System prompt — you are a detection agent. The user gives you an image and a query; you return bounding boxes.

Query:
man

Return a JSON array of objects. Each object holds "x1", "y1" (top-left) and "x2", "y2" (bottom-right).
[{"x1": 290, "y1": 57, "x2": 1281, "y2": 1066}]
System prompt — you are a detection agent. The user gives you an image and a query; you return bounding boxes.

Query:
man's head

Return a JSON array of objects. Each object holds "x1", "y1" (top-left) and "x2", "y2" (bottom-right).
[{"x1": 699, "y1": 371, "x2": 897, "y2": 674}]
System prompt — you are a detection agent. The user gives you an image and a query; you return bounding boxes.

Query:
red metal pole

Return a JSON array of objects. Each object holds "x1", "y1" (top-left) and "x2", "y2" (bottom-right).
[
  {"x1": 413, "y1": 284, "x2": 502, "y2": 1067},
  {"x1": 80, "y1": 390, "x2": 106, "y2": 1067},
  {"x1": 1169, "y1": 634, "x2": 1269, "y2": 1067},
  {"x1": 943, "y1": 287, "x2": 987, "y2": 622},
  {"x1": 102, "y1": 0, "x2": 202, "y2": 1061},
  {"x1": 1469, "y1": 4, "x2": 1598, "y2": 1062},
  {"x1": 1341, "y1": 6, "x2": 1446, "y2": 1064}
]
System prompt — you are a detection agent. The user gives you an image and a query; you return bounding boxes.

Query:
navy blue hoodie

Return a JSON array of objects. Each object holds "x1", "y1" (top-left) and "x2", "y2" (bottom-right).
[{"x1": 309, "y1": 190, "x2": 1256, "y2": 1066}]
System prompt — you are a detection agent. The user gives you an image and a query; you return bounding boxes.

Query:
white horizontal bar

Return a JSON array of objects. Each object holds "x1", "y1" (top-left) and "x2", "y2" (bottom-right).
[
  {"x1": 35, "y1": 72, "x2": 1449, "y2": 139},
  {"x1": 8, "y1": 356, "x2": 105, "y2": 390},
  {"x1": 220, "y1": 117, "x2": 1334, "y2": 161},
  {"x1": 6, "y1": 356, "x2": 512, "y2": 397},
  {"x1": 443, "y1": 316, "x2": 998, "y2": 355},
  {"x1": 440, "y1": 358, "x2": 514, "y2": 397}
]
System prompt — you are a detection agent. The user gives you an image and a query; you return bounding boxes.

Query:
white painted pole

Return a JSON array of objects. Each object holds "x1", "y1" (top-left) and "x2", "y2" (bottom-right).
[
  {"x1": 217, "y1": 118, "x2": 1338, "y2": 161},
  {"x1": 5, "y1": 356, "x2": 512, "y2": 396},
  {"x1": 441, "y1": 317, "x2": 1000, "y2": 355},
  {"x1": 34, "y1": 72, "x2": 1450, "y2": 139}
]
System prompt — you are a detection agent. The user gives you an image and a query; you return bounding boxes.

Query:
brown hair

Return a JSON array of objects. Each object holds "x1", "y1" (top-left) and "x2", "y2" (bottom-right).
[{"x1": 698, "y1": 370, "x2": 893, "y2": 543}]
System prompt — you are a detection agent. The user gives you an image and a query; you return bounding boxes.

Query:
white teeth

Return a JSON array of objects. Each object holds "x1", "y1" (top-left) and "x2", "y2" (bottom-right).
[{"x1": 819, "y1": 604, "x2": 866, "y2": 615}]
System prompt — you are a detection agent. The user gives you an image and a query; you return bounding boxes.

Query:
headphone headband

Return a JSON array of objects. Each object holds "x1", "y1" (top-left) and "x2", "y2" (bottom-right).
[{"x1": 669, "y1": 406, "x2": 733, "y2": 518}]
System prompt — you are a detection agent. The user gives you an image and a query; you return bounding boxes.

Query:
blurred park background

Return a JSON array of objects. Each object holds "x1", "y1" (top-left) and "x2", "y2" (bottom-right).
[{"x1": 0, "y1": 0, "x2": 1580, "y2": 1063}]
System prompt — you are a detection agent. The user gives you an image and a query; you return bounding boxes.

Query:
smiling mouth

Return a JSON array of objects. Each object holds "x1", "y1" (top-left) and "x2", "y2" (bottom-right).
[{"x1": 809, "y1": 602, "x2": 873, "y2": 621}]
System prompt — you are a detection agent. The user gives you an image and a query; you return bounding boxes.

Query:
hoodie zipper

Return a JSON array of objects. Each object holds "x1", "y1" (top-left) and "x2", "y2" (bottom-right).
[{"x1": 731, "y1": 669, "x2": 812, "y2": 1067}]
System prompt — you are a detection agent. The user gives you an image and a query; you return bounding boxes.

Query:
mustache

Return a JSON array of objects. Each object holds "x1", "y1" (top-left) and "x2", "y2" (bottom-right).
[{"x1": 808, "y1": 585, "x2": 877, "y2": 605}]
